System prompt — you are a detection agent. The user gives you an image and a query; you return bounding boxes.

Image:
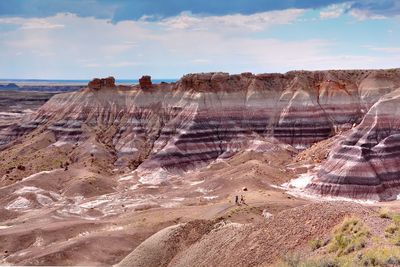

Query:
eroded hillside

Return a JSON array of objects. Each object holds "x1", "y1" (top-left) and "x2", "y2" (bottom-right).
[{"x1": 1, "y1": 69, "x2": 400, "y2": 265}]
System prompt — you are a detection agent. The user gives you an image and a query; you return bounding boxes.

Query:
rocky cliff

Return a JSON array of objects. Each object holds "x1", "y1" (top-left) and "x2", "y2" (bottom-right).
[
  {"x1": 308, "y1": 86, "x2": 400, "y2": 200},
  {"x1": 1, "y1": 69, "x2": 400, "y2": 198}
]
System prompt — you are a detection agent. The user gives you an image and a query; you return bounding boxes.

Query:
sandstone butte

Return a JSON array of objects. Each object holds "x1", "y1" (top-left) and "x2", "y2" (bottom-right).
[
  {"x1": 139, "y1": 75, "x2": 153, "y2": 89},
  {"x1": 88, "y1": 76, "x2": 116, "y2": 90},
  {"x1": 1, "y1": 69, "x2": 400, "y2": 201}
]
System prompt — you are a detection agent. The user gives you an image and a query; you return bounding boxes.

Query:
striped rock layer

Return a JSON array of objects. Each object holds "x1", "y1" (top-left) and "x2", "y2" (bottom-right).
[
  {"x1": 1, "y1": 69, "x2": 400, "y2": 175},
  {"x1": 308, "y1": 87, "x2": 400, "y2": 200}
]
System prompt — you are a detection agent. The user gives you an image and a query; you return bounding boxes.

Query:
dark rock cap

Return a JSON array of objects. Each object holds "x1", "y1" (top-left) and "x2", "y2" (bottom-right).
[
  {"x1": 139, "y1": 75, "x2": 152, "y2": 89},
  {"x1": 88, "y1": 76, "x2": 116, "y2": 90}
]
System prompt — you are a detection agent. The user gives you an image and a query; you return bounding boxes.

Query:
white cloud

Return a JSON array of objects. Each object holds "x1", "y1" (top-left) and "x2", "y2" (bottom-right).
[
  {"x1": 160, "y1": 12, "x2": 201, "y2": 30},
  {"x1": 109, "y1": 61, "x2": 140, "y2": 67},
  {"x1": 84, "y1": 63, "x2": 102, "y2": 68},
  {"x1": 349, "y1": 9, "x2": 387, "y2": 20},
  {"x1": 192, "y1": 59, "x2": 211, "y2": 64},
  {"x1": 0, "y1": 17, "x2": 64, "y2": 29},
  {"x1": 85, "y1": 61, "x2": 141, "y2": 68},
  {"x1": 365, "y1": 46, "x2": 400, "y2": 53},
  {"x1": 159, "y1": 9, "x2": 305, "y2": 32},
  {"x1": 320, "y1": 3, "x2": 352, "y2": 19},
  {"x1": 21, "y1": 20, "x2": 64, "y2": 30},
  {"x1": 319, "y1": 3, "x2": 391, "y2": 21},
  {"x1": 0, "y1": 11, "x2": 398, "y2": 79}
]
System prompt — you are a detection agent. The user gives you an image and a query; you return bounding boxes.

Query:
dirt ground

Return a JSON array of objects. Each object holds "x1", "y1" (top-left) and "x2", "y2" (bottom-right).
[{"x1": 0, "y1": 146, "x2": 310, "y2": 265}]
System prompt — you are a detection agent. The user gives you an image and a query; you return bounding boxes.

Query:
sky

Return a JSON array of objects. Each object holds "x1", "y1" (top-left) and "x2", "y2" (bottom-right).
[{"x1": 0, "y1": 0, "x2": 399, "y2": 79}]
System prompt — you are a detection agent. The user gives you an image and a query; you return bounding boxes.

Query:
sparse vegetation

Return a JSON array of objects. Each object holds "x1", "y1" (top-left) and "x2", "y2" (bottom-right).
[
  {"x1": 309, "y1": 239, "x2": 323, "y2": 251},
  {"x1": 356, "y1": 247, "x2": 400, "y2": 266},
  {"x1": 385, "y1": 212, "x2": 400, "y2": 246},
  {"x1": 278, "y1": 213, "x2": 400, "y2": 267},
  {"x1": 278, "y1": 254, "x2": 339, "y2": 267},
  {"x1": 278, "y1": 246, "x2": 400, "y2": 267},
  {"x1": 379, "y1": 208, "x2": 391, "y2": 219},
  {"x1": 392, "y1": 214, "x2": 400, "y2": 224},
  {"x1": 280, "y1": 253, "x2": 301, "y2": 267},
  {"x1": 328, "y1": 217, "x2": 370, "y2": 256}
]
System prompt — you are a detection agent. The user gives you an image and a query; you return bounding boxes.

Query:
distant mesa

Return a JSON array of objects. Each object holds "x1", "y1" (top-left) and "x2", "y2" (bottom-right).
[
  {"x1": 0, "y1": 83, "x2": 19, "y2": 89},
  {"x1": 139, "y1": 75, "x2": 152, "y2": 89},
  {"x1": 88, "y1": 76, "x2": 116, "y2": 90}
]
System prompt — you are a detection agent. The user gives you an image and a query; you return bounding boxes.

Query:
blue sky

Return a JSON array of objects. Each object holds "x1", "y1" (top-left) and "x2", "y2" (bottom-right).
[{"x1": 0, "y1": 0, "x2": 399, "y2": 79}]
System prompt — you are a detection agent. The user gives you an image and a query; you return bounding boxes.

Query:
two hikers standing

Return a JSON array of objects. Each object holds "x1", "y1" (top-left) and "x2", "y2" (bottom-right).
[{"x1": 235, "y1": 195, "x2": 246, "y2": 205}]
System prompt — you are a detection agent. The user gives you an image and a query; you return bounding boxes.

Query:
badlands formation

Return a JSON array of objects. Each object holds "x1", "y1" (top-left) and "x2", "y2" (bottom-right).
[{"x1": 1, "y1": 69, "x2": 400, "y2": 265}]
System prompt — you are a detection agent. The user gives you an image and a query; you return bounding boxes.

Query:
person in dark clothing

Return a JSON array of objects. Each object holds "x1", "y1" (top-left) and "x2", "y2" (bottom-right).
[
  {"x1": 240, "y1": 195, "x2": 246, "y2": 205},
  {"x1": 235, "y1": 195, "x2": 239, "y2": 205}
]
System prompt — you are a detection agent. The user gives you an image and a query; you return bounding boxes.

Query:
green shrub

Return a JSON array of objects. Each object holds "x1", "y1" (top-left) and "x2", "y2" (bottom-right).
[
  {"x1": 281, "y1": 253, "x2": 301, "y2": 267},
  {"x1": 385, "y1": 223, "x2": 398, "y2": 236},
  {"x1": 309, "y1": 239, "x2": 323, "y2": 251},
  {"x1": 278, "y1": 255, "x2": 339, "y2": 267},
  {"x1": 379, "y1": 208, "x2": 391, "y2": 219},
  {"x1": 328, "y1": 217, "x2": 370, "y2": 256},
  {"x1": 385, "y1": 212, "x2": 400, "y2": 245},
  {"x1": 301, "y1": 258, "x2": 339, "y2": 267},
  {"x1": 392, "y1": 214, "x2": 400, "y2": 224},
  {"x1": 283, "y1": 247, "x2": 400, "y2": 267},
  {"x1": 355, "y1": 247, "x2": 400, "y2": 266}
]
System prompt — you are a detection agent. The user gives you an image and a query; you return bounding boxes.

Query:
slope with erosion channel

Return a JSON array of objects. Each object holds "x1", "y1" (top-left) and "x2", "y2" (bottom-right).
[
  {"x1": 2, "y1": 69, "x2": 399, "y2": 177},
  {"x1": 308, "y1": 87, "x2": 400, "y2": 200},
  {"x1": 0, "y1": 69, "x2": 400, "y2": 265}
]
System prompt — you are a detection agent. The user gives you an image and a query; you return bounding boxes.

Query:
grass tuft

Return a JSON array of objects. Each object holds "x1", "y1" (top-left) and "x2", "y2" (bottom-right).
[
  {"x1": 355, "y1": 247, "x2": 400, "y2": 266},
  {"x1": 309, "y1": 239, "x2": 323, "y2": 251},
  {"x1": 379, "y1": 208, "x2": 391, "y2": 219},
  {"x1": 385, "y1": 212, "x2": 400, "y2": 246},
  {"x1": 328, "y1": 217, "x2": 370, "y2": 256}
]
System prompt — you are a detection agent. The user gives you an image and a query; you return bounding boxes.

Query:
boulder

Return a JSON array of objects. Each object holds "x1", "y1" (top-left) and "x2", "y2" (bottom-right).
[
  {"x1": 103, "y1": 76, "x2": 116, "y2": 87},
  {"x1": 88, "y1": 77, "x2": 116, "y2": 90},
  {"x1": 88, "y1": 78, "x2": 102, "y2": 90},
  {"x1": 139, "y1": 75, "x2": 152, "y2": 89}
]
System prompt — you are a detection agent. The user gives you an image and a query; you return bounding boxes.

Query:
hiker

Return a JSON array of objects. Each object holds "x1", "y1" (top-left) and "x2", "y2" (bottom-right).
[
  {"x1": 240, "y1": 195, "x2": 246, "y2": 205},
  {"x1": 235, "y1": 195, "x2": 239, "y2": 205}
]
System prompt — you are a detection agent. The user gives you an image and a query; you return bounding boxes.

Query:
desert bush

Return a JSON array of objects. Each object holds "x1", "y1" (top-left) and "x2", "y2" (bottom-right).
[
  {"x1": 379, "y1": 208, "x2": 391, "y2": 219},
  {"x1": 355, "y1": 247, "x2": 400, "y2": 266},
  {"x1": 385, "y1": 223, "x2": 398, "y2": 235},
  {"x1": 392, "y1": 213, "x2": 400, "y2": 224},
  {"x1": 384, "y1": 212, "x2": 400, "y2": 245},
  {"x1": 277, "y1": 213, "x2": 400, "y2": 267},
  {"x1": 288, "y1": 247, "x2": 400, "y2": 267},
  {"x1": 277, "y1": 256, "x2": 339, "y2": 267},
  {"x1": 328, "y1": 217, "x2": 370, "y2": 256},
  {"x1": 302, "y1": 258, "x2": 339, "y2": 267},
  {"x1": 280, "y1": 253, "x2": 301, "y2": 267},
  {"x1": 309, "y1": 239, "x2": 323, "y2": 251}
]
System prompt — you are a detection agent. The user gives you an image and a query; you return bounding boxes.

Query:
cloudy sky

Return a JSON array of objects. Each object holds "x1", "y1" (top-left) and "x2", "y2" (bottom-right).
[{"x1": 0, "y1": 0, "x2": 399, "y2": 79}]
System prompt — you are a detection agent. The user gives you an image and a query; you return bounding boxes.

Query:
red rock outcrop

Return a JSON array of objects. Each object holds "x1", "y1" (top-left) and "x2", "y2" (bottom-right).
[
  {"x1": 139, "y1": 75, "x2": 152, "y2": 89},
  {"x1": 88, "y1": 76, "x2": 116, "y2": 90}
]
